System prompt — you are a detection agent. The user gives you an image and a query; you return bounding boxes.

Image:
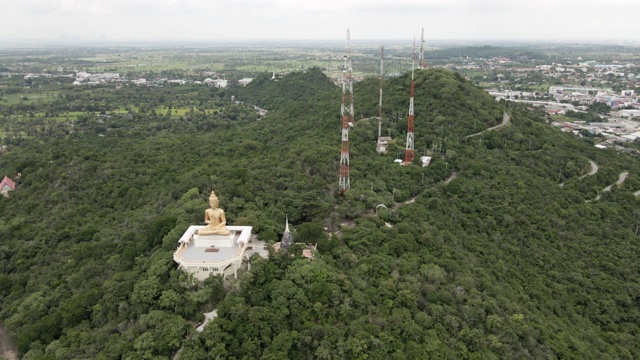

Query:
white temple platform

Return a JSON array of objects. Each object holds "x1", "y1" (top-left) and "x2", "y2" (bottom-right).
[{"x1": 173, "y1": 225, "x2": 252, "y2": 281}]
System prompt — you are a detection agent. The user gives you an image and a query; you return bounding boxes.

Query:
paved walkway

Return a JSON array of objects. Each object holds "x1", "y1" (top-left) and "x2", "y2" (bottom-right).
[
  {"x1": 196, "y1": 309, "x2": 218, "y2": 333},
  {"x1": 172, "y1": 309, "x2": 220, "y2": 360},
  {"x1": 0, "y1": 324, "x2": 18, "y2": 360}
]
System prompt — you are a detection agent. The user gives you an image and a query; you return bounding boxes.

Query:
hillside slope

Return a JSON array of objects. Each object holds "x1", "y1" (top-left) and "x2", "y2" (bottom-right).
[
  {"x1": 182, "y1": 69, "x2": 640, "y2": 359},
  {"x1": 0, "y1": 68, "x2": 639, "y2": 359}
]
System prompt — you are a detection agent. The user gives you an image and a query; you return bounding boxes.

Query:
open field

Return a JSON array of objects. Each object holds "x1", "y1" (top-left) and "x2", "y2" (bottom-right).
[
  {"x1": 0, "y1": 92, "x2": 59, "y2": 105},
  {"x1": 0, "y1": 45, "x2": 417, "y2": 78}
]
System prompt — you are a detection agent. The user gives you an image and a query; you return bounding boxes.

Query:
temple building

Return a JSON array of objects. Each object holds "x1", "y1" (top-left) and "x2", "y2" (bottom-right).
[
  {"x1": 174, "y1": 193, "x2": 316, "y2": 281},
  {"x1": 280, "y1": 216, "x2": 294, "y2": 249},
  {"x1": 173, "y1": 191, "x2": 253, "y2": 281},
  {"x1": 273, "y1": 217, "x2": 317, "y2": 259}
]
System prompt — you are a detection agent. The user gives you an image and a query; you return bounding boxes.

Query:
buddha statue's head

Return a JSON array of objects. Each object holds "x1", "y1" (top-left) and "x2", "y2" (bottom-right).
[{"x1": 209, "y1": 191, "x2": 219, "y2": 208}]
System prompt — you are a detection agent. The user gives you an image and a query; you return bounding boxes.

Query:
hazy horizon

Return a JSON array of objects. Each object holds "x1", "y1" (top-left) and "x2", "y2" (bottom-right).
[
  {"x1": 1, "y1": 38, "x2": 639, "y2": 50},
  {"x1": 1, "y1": 0, "x2": 639, "y2": 45}
]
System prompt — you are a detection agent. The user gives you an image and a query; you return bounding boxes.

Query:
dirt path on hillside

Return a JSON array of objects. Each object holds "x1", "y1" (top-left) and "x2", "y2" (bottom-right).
[{"x1": 393, "y1": 170, "x2": 458, "y2": 211}]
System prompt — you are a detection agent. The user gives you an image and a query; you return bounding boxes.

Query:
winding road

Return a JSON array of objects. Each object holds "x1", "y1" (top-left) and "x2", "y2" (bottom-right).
[
  {"x1": 580, "y1": 160, "x2": 599, "y2": 179},
  {"x1": 0, "y1": 324, "x2": 18, "y2": 360},
  {"x1": 561, "y1": 160, "x2": 598, "y2": 187},
  {"x1": 595, "y1": 171, "x2": 629, "y2": 201},
  {"x1": 560, "y1": 160, "x2": 599, "y2": 187},
  {"x1": 466, "y1": 112, "x2": 510, "y2": 138}
]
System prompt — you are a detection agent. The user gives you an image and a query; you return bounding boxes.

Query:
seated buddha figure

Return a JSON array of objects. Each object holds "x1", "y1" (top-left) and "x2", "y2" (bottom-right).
[{"x1": 199, "y1": 191, "x2": 231, "y2": 236}]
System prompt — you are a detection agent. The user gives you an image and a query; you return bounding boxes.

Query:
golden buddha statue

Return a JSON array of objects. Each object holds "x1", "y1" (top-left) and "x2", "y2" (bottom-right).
[{"x1": 199, "y1": 191, "x2": 231, "y2": 236}]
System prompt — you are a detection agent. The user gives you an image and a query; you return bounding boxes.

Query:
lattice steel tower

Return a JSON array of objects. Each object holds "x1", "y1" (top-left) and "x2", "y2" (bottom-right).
[
  {"x1": 404, "y1": 39, "x2": 416, "y2": 165},
  {"x1": 378, "y1": 45, "x2": 384, "y2": 140},
  {"x1": 419, "y1": 28, "x2": 427, "y2": 69},
  {"x1": 339, "y1": 29, "x2": 354, "y2": 192}
]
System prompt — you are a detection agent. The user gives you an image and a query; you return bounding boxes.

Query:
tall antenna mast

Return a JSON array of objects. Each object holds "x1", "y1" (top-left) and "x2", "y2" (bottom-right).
[
  {"x1": 404, "y1": 37, "x2": 416, "y2": 166},
  {"x1": 419, "y1": 28, "x2": 426, "y2": 69},
  {"x1": 378, "y1": 45, "x2": 384, "y2": 139},
  {"x1": 339, "y1": 29, "x2": 354, "y2": 193}
]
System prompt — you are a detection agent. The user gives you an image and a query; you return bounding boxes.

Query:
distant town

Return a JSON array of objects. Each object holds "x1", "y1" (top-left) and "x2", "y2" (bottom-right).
[
  {"x1": 475, "y1": 58, "x2": 640, "y2": 147},
  {"x1": 3, "y1": 43, "x2": 640, "y2": 151}
]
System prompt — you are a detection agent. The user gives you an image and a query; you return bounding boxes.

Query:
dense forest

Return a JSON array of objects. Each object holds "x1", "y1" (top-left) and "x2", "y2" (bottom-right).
[{"x1": 1, "y1": 67, "x2": 640, "y2": 359}]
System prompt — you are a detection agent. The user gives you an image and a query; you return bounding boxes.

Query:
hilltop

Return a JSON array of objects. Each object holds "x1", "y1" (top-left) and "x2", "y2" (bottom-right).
[
  {"x1": 185, "y1": 68, "x2": 640, "y2": 359},
  {"x1": 0, "y1": 68, "x2": 639, "y2": 359}
]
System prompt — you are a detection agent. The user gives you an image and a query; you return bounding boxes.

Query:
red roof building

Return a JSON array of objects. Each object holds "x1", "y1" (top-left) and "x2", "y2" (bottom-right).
[{"x1": 0, "y1": 175, "x2": 16, "y2": 197}]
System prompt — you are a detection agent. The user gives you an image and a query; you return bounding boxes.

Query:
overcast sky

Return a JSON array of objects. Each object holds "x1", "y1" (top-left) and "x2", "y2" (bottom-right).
[{"x1": 1, "y1": 0, "x2": 639, "y2": 43}]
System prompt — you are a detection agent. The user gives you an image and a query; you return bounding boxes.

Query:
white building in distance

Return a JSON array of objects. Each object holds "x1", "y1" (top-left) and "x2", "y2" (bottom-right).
[
  {"x1": 204, "y1": 79, "x2": 228, "y2": 88},
  {"x1": 238, "y1": 78, "x2": 253, "y2": 86}
]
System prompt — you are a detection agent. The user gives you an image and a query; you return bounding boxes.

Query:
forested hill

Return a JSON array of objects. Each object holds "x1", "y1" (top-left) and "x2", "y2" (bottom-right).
[
  {"x1": 0, "y1": 68, "x2": 639, "y2": 359},
  {"x1": 236, "y1": 68, "x2": 337, "y2": 110},
  {"x1": 186, "y1": 69, "x2": 640, "y2": 359}
]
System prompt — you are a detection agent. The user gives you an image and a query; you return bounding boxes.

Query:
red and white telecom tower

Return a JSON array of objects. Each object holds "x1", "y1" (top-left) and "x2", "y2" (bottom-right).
[
  {"x1": 419, "y1": 28, "x2": 427, "y2": 69},
  {"x1": 339, "y1": 29, "x2": 354, "y2": 192},
  {"x1": 404, "y1": 39, "x2": 416, "y2": 166}
]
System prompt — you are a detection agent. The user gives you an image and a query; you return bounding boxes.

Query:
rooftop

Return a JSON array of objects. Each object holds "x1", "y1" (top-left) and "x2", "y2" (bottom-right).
[
  {"x1": 177, "y1": 238, "x2": 243, "y2": 264},
  {"x1": 175, "y1": 225, "x2": 251, "y2": 266},
  {"x1": 0, "y1": 176, "x2": 15, "y2": 190}
]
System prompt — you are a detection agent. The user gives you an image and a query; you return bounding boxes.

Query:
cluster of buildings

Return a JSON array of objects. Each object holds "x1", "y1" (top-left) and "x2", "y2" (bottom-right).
[
  {"x1": 450, "y1": 54, "x2": 639, "y2": 96},
  {"x1": 203, "y1": 78, "x2": 228, "y2": 88},
  {"x1": 487, "y1": 85, "x2": 640, "y2": 148},
  {"x1": 21, "y1": 72, "x2": 73, "y2": 80},
  {"x1": 487, "y1": 86, "x2": 640, "y2": 114},
  {"x1": 128, "y1": 76, "x2": 252, "y2": 88},
  {"x1": 553, "y1": 117, "x2": 640, "y2": 144},
  {"x1": 548, "y1": 86, "x2": 640, "y2": 109},
  {"x1": 71, "y1": 70, "x2": 253, "y2": 88},
  {"x1": 72, "y1": 71, "x2": 121, "y2": 85},
  {"x1": 544, "y1": 61, "x2": 640, "y2": 84},
  {"x1": 4, "y1": 68, "x2": 251, "y2": 89}
]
